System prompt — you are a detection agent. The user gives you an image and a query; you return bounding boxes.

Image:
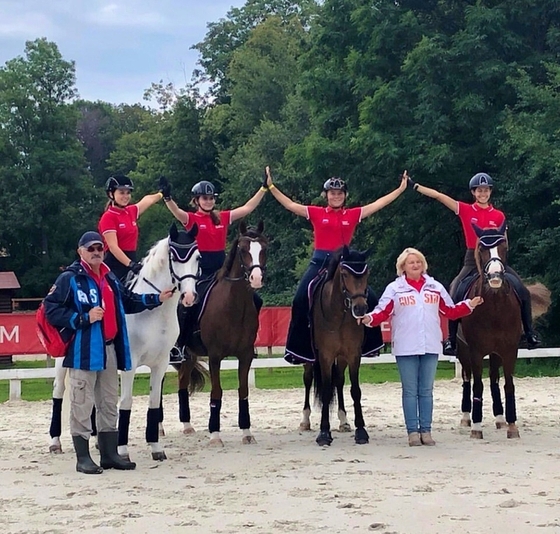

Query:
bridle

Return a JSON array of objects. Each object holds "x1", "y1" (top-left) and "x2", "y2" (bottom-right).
[
  {"x1": 339, "y1": 260, "x2": 369, "y2": 309},
  {"x1": 225, "y1": 236, "x2": 267, "y2": 282},
  {"x1": 477, "y1": 234, "x2": 507, "y2": 287}
]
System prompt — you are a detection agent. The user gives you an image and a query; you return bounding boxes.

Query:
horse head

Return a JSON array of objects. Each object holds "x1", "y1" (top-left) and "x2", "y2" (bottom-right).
[
  {"x1": 473, "y1": 221, "x2": 508, "y2": 289},
  {"x1": 336, "y1": 245, "x2": 370, "y2": 318},
  {"x1": 168, "y1": 223, "x2": 201, "y2": 306},
  {"x1": 235, "y1": 220, "x2": 268, "y2": 289}
]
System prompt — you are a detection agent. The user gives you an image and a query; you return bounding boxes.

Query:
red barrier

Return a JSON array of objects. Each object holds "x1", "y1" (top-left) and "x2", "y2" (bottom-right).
[{"x1": 0, "y1": 310, "x2": 448, "y2": 356}]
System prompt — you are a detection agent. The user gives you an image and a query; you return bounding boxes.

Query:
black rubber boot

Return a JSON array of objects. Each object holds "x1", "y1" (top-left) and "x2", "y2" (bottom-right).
[
  {"x1": 72, "y1": 435, "x2": 103, "y2": 475},
  {"x1": 98, "y1": 431, "x2": 136, "y2": 470}
]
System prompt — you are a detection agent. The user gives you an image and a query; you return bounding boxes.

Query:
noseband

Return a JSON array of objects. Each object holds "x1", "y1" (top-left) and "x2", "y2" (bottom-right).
[
  {"x1": 478, "y1": 233, "x2": 507, "y2": 285},
  {"x1": 340, "y1": 260, "x2": 368, "y2": 309}
]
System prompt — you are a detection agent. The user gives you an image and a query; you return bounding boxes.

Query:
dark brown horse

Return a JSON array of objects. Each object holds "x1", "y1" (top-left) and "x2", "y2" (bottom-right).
[
  {"x1": 311, "y1": 246, "x2": 371, "y2": 446},
  {"x1": 457, "y1": 222, "x2": 550, "y2": 439},
  {"x1": 178, "y1": 220, "x2": 267, "y2": 446}
]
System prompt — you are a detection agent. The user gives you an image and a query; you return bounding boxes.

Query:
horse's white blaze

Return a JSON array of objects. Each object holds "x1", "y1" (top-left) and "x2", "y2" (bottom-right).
[
  {"x1": 248, "y1": 241, "x2": 263, "y2": 289},
  {"x1": 486, "y1": 246, "x2": 504, "y2": 288}
]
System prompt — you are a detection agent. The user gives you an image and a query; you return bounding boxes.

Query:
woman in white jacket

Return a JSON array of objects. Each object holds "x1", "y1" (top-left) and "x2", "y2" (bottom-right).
[{"x1": 361, "y1": 248, "x2": 483, "y2": 447}]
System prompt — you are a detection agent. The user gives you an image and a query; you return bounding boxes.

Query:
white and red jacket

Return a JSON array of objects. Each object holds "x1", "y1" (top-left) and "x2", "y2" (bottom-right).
[{"x1": 366, "y1": 274, "x2": 475, "y2": 356}]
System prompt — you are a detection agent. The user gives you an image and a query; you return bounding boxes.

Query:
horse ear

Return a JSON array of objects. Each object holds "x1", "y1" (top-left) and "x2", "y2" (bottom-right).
[
  {"x1": 188, "y1": 222, "x2": 198, "y2": 238},
  {"x1": 169, "y1": 223, "x2": 178, "y2": 240},
  {"x1": 471, "y1": 223, "x2": 484, "y2": 238},
  {"x1": 342, "y1": 244, "x2": 350, "y2": 258},
  {"x1": 257, "y1": 220, "x2": 264, "y2": 234},
  {"x1": 238, "y1": 219, "x2": 247, "y2": 235}
]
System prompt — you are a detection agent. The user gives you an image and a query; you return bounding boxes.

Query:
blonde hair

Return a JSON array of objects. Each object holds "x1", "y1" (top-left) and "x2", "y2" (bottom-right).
[{"x1": 395, "y1": 247, "x2": 428, "y2": 276}]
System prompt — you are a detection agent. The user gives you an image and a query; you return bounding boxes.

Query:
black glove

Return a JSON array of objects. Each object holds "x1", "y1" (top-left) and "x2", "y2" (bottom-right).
[
  {"x1": 262, "y1": 170, "x2": 268, "y2": 189},
  {"x1": 158, "y1": 175, "x2": 172, "y2": 200},
  {"x1": 129, "y1": 261, "x2": 142, "y2": 274},
  {"x1": 405, "y1": 173, "x2": 418, "y2": 190}
]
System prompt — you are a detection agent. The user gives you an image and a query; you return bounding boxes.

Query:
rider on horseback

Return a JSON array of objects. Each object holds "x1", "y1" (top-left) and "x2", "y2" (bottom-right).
[
  {"x1": 266, "y1": 167, "x2": 408, "y2": 364},
  {"x1": 411, "y1": 172, "x2": 541, "y2": 355},
  {"x1": 161, "y1": 176, "x2": 267, "y2": 362}
]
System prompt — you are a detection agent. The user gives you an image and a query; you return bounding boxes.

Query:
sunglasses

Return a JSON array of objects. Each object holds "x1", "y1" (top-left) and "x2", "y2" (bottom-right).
[{"x1": 86, "y1": 245, "x2": 104, "y2": 253}]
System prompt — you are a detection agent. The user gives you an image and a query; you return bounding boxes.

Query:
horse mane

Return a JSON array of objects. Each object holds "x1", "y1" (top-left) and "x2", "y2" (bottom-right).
[
  {"x1": 139, "y1": 237, "x2": 168, "y2": 279},
  {"x1": 217, "y1": 237, "x2": 240, "y2": 280},
  {"x1": 325, "y1": 247, "x2": 367, "y2": 281}
]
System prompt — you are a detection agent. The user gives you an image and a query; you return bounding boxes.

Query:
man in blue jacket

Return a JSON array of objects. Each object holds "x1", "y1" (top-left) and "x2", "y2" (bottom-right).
[{"x1": 45, "y1": 231, "x2": 173, "y2": 474}]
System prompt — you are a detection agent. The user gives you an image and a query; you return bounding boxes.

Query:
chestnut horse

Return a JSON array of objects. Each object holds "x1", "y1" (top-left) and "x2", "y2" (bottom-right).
[
  {"x1": 178, "y1": 221, "x2": 267, "y2": 446},
  {"x1": 457, "y1": 222, "x2": 550, "y2": 439},
  {"x1": 311, "y1": 246, "x2": 371, "y2": 446}
]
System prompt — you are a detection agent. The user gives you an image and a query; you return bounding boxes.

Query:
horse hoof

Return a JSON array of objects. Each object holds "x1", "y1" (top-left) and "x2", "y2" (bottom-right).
[
  {"x1": 299, "y1": 422, "x2": 311, "y2": 432},
  {"x1": 151, "y1": 451, "x2": 167, "y2": 461},
  {"x1": 316, "y1": 432, "x2": 333, "y2": 446},
  {"x1": 49, "y1": 445, "x2": 63, "y2": 454},
  {"x1": 470, "y1": 430, "x2": 483, "y2": 439},
  {"x1": 460, "y1": 419, "x2": 471, "y2": 428},
  {"x1": 354, "y1": 428, "x2": 369, "y2": 445},
  {"x1": 242, "y1": 435, "x2": 257, "y2": 445},
  {"x1": 507, "y1": 429, "x2": 520, "y2": 439},
  {"x1": 183, "y1": 427, "x2": 196, "y2": 435},
  {"x1": 495, "y1": 422, "x2": 507, "y2": 430},
  {"x1": 339, "y1": 423, "x2": 352, "y2": 433},
  {"x1": 209, "y1": 439, "x2": 224, "y2": 448}
]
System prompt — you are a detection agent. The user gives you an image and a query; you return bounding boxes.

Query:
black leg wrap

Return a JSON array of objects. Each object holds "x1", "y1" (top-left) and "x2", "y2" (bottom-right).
[
  {"x1": 118, "y1": 409, "x2": 131, "y2": 447},
  {"x1": 239, "y1": 398, "x2": 250, "y2": 430},
  {"x1": 146, "y1": 408, "x2": 160, "y2": 443},
  {"x1": 490, "y1": 382, "x2": 503, "y2": 416},
  {"x1": 209, "y1": 398, "x2": 222, "y2": 434},
  {"x1": 461, "y1": 382, "x2": 471, "y2": 413},
  {"x1": 90, "y1": 406, "x2": 97, "y2": 437},
  {"x1": 178, "y1": 389, "x2": 190, "y2": 423},
  {"x1": 49, "y1": 398, "x2": 63, "y2": 438},
  {"x1": 472, "y1": 397, "x2": 483, "y2": 424},
  {"x1": 505, "y1": 393, "x2": 517, "y2": 424}
]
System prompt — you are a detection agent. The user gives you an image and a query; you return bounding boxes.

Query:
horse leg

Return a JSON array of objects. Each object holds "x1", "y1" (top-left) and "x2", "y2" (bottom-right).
[
  {"x1": 208, "y1": 357, "x2": 224, "y2": 447},
  {"x1": 238, "y1": 353, "x2": 256, "y2": 445},
  {"x1": 470, "y1": 360, "x2": 484, "y2": 439},
  {"x1": 335, "y1": 365, "x2": 351, "y2": 433},
  {"x1": 178, "y1": 360, "x2": 196, "y2": 434},
  {"x1": 315, "y1": 358, "x2": 334, "y2": 446},
  {"x1": 489, "y1": 354, "x2": 506, "y2": 429},
  {"x1": 348, "y1": 359, "x2": 368, "y2": 444},
  {"x1": 118, "y1": 370, "x2": 135, "y2": 460},
  {"x1": 147, "y1": 364, "x2": 168, "y2": 461},
  {"x1": 458, "y1": 350, "x2": 472, "y2": 428},
  {"x1": 502, "y1": 356, "x2": 520, "y2": 438},
  {"x1": 158, "y1": 376, "x2": 165, "y2": 437},
  {"x1": 49, "y1": 359, "x2": 66, "y2": 453},
  {"x1": 299, "y1": 363, "x2": 313, "y2": 431}
]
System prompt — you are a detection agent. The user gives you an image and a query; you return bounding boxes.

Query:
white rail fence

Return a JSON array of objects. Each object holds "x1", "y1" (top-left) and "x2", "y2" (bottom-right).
[{"x1": 1, "y1": 349, "x2": 558, "y2": 401}]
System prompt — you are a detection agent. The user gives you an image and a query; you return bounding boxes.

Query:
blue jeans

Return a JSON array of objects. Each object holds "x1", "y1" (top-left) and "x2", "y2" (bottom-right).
[{"x1": 395, "y1": 354, "x2": 439, "y2": 434}]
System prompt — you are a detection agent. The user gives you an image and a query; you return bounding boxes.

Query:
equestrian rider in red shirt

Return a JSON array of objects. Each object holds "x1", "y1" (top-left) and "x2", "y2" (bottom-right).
[
  {"x1": 98, "y1": 174, "x2": 164, "y2": 282},
  {"x1": 411, "y1": 172, "x2": 541, "y2": 354},
  {"x1": 161, "y1": 177, "x2": 267, "y2": 362},
  {"x1": 266, "y1": 167, "x2": 408, "y2": 364}
]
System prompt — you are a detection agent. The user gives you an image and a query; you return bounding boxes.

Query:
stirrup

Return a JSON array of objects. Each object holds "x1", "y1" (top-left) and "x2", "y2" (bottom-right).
[
  {"x1": 442, "y1": 339, "x2": 456, "y2": 356},
  {"x1": 169, "y1": 346, "x2": 184, "y2": 363},
  {"x1": 526, "y1": 333, "x2": 541, "y2": 350}
]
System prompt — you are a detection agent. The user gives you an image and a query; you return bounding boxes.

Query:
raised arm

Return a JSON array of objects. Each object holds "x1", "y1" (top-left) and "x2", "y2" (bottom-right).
[
  {"x1": 104, "y1": 232, "x2": 135, "y2": 268},
  {"x1": 265, "y1": 166, "x2": 308, "y2": 218},
  {"x1": 411, "y1": 175, "x2": 458, "y2": 212},
  {"x1": 361, "y1": 171, "x2": 408, "y2": 219},
  {"x1": 135, "y1": 192, "x2": 163, "y2": 217},
  {"x1": 163, "y1": 198, "x2": 189, "y2": 226},
  {"x1": 230, "y1": 185, "x2": 267, "y2": 222}
]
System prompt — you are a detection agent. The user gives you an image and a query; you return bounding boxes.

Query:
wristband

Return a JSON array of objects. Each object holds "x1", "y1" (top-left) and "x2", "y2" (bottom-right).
[
  {"x1": 413, "y1": 183, "x2": 419, "y2": 191},
  {"x1": 269, "y1": 184, "x2": 276, "y2": 190},
  {"x1": 259, "y1": 186, "x2": 268, "y2": 193},
  {"x1": 157, "y1": 192, "x2": 163, "y2": 199}
]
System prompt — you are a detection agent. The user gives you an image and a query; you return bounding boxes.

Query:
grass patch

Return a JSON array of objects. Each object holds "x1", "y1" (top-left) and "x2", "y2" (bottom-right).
[{"x1": 1, "y1": 357, "x2": 559, "y2": 403}]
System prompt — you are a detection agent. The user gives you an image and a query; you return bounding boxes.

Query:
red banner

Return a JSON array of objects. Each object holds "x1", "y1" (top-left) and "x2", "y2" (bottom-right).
[{"x1": 0, "y1": 310, "x2": 448, "y2": 355}]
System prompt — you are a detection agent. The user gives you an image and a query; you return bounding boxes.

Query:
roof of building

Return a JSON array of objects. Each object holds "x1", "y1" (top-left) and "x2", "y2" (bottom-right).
[{"x1": 0, "y1": 272, "x2": 21, "y2": 290}]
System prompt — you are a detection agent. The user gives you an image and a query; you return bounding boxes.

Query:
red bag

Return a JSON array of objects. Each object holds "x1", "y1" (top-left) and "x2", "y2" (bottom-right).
[{"x1": 36, "y1": 302, "x2": 72, "y2": 357}]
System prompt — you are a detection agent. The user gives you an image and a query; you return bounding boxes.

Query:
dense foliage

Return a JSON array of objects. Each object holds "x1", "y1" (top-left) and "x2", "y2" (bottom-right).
[{"x1": 0, "y1": 1, "x2": 558, "y2": 342}]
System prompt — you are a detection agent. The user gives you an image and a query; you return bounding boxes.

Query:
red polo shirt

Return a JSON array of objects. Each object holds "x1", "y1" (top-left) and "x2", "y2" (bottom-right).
[
  {"x1": 307, "y1": 206, "x2": 362, "y2": 250},
  {"x1": 456, "y1": 202, "x2": 506, "y2": 249},
  {"x1": 185, "y1": 210, "x2": 231, "y2": 252},
  {"x1": 98, "y1": 204, "x2": 140, "y2": 252},
  {"x1": 80, "y1": 261, "x2": 118, "y2": 342}
]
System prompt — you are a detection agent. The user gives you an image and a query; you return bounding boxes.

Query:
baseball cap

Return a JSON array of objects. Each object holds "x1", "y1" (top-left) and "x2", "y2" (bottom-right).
[{"x1": 78, "y1": 231, "x2": 103, "y2": 248}]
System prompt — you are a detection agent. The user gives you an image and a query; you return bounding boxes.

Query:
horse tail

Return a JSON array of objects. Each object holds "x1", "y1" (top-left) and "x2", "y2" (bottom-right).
[
  {"x1": 526, "y1": 282, "x2": 551, "y2": 319},
  {"x1": 188, "y1": 360, "x2": 208, "y2": 394},
  {"x1": 312, "y1": 359, "x2": 338, "y2": 407}
]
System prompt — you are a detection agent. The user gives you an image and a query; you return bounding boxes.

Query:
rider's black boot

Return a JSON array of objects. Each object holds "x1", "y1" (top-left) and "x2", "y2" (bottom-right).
[{"x1": 442, "y1": 320, "x2": 458, "y2": 356}]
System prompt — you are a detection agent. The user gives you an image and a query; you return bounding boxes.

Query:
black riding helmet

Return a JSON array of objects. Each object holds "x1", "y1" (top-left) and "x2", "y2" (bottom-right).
[
  {"x1": 191, "y1": 180, "x2": 218, "y2": 198},
  {"x1": 469, "y1": 172, "x2": 493, "y2": 190},
  {"x1": 323, "y1": 177, "x2": 348, "y2": 193},
  {"x1": 105, "y1": 174, "x2": 134, "y2": 195}
]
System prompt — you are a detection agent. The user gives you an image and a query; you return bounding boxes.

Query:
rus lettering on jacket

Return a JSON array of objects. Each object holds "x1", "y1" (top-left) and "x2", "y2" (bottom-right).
[{"x1": 398, "y1": 295, "x2": 416, "y2": 306}]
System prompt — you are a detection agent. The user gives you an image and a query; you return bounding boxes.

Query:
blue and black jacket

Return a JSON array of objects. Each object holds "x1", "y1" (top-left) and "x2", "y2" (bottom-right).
[{"x1": 44, "y1": 260, "x2": 162, "y2": 371}]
